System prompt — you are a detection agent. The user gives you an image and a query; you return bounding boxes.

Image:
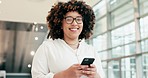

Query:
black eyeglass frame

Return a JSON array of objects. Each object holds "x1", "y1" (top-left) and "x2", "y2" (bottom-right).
[{"x1": 64, "y1": 16, "x2": 83, "y2": 24}]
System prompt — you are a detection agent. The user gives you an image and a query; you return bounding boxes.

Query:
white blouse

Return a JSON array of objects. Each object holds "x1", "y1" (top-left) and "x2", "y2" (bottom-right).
[{"x1": 31, "y1": 39, "x2": 105, "y2": 78}]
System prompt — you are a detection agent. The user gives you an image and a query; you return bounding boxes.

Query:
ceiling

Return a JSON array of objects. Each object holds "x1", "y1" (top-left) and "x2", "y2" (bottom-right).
[
  {"x1": 0, "y1": 0, "x2": 100, "y2": 24},
  {"x1": 0, "y1": 0, "x2": 101, "y2": 74}
]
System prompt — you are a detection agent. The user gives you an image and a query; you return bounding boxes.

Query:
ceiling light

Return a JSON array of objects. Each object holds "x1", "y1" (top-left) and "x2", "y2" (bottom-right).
[
  {"x1": 35, "y1": 27, "x2": 38, "y2": 31},
  {"x1": 33, "y1": 22, "x2": 37, "y2": 25},
  {"x1": 28, "y1": 64, "x2": 31, "y2": 68},
  {"x1": 35, "y1": 37, "x2": 38, "y2": 40},
  {"x1": 30, "y1": 51, "x2": 35, "y2": 56},
  {"x1": 40, "y1": 26, "x2": 44, "y2": 29}
]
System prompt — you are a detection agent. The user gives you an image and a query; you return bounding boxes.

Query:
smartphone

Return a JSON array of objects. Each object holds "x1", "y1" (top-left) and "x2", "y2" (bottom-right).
[{"x1": 81, "y1": 58, "x2": 95, "y2": 67}]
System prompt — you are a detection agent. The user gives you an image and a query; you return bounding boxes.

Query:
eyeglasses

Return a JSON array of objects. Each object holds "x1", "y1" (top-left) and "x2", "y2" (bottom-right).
[{"x1": 64, "y1": 16, "x2": 83, "y2": 24}]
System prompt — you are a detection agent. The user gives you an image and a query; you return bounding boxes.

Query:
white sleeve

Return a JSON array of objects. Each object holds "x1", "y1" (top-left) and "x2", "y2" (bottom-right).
[
  {"x1": 94, "y1": 49, "x2": 105, "y2": 78},
  {"x1": 31, "y1": 43, "x2": 54, "y2": 78}
]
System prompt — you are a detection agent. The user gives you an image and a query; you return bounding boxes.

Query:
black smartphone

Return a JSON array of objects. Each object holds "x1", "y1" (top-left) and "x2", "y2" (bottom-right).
[{"x1": 81, "y1": 58, "x2": 95, "y2": 67}]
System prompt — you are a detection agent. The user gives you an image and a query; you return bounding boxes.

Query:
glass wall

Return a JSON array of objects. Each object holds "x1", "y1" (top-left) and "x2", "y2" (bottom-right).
[
  {"x1": 121, "y1": 57, "x2": 136, "y2": 78},
  {"x1": 108, "y1": 60, "x2": 120, "y2": 78},
  {"x1": 142, "y1": 54, "x2": 148, "y2": 78},
  {"x1": 92, "y1": 0, "x2": 148, "y2": 78}
]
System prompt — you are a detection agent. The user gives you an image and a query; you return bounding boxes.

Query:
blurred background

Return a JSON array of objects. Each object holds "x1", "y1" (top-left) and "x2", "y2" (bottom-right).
[{"x1": 0, "y1": 0, "x2": 148, "y2": 78}]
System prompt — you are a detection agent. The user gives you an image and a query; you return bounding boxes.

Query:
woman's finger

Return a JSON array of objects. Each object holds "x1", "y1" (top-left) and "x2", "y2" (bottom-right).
[
  {"x1": 90, "y1": 64, "x2": 96, "y2": 68},
  {"x1": 82, "y1": 70, "x2": 95, "y2": 75}
]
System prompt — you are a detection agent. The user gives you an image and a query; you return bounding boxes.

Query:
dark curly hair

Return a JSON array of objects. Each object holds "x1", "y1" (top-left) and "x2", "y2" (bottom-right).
[{"x1": 46, "y1": 1, "x2": 95, "y2": 40}]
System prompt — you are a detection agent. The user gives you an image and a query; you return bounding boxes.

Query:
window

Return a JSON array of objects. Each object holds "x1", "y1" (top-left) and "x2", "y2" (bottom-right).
[
  {"x1": 142, "y1": 54, "x2": 148, "y2": 78},
  {"x1": 140, "y1": 16, "x2": 148, "y2": 39},
  {"x1": 94, "y1": 17, "x2": 107, "y2": 36},
  {"x1": 110, "y1": 1, "x2": 134, "y2": 27},
  {"x1": 139, "y1": 0, "x2": 148, "y2": 16},
  {"x1": 121, "y1": 57, "x2": 136, "y2": 78},
  {"x1": 108, "y1": 60, "x2": 120, "y2": 78},
  {"x1": 141, "y1": 39, "x2": 148, "y2": 52},
  {"x1": 93, "y1": 0, "x2": 106, "y2": 18},
  {"x1": 111, "y1": 22, "x2": 135, "y2": 47},
  {"x1": 108, "y1": 0, "x2": 132, "y2": 11},
  {"x1": 93, "y1": 34, "x2": 107, "y2": 51},
  {"x1": 98, "y1": 51, "x2": 108, "y2": 60}
]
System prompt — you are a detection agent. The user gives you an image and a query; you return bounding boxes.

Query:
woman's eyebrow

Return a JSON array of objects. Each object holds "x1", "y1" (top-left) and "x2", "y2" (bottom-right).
[{"x1": 65, "y1": 16, "x2": 82, "y2": 17}]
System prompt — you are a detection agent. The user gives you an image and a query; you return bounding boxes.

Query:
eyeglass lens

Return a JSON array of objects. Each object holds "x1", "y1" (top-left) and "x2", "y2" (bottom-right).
[{"x1": 65, "y1": 16, "x2": 83, "y2": 24}]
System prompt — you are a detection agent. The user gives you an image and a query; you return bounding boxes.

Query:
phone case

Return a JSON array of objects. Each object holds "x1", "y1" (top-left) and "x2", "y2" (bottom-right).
[{"x1": 81, "y1": 58, "x2": 95, "y2": 66}]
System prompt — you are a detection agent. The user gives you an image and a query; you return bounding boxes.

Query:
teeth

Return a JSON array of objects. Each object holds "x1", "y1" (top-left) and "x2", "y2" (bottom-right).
[{"x1": 70, "y1": 28, "x2": 78, "y2": 31}]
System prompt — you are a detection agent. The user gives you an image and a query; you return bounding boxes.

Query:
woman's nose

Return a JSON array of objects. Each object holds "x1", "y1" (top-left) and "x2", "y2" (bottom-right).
[{"x1": 71, "y1": 20, "x2": 77, "y2": 26}]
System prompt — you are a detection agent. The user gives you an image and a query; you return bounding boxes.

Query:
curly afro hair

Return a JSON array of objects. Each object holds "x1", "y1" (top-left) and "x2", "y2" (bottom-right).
[{"x1": 46, "y1": 0, "x2": 95, "y2": 40}]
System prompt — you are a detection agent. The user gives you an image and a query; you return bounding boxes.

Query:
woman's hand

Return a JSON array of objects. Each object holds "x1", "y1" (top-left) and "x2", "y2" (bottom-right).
[
  {"x1": 64, "y1": 64, "x2": 83, "y2": 78},
  {"x1": 81, "y1": 64, "x2": 97, "y2": 78},
  {"x1": 54, "y1": 64, "x2": 99, "y2": 78}
]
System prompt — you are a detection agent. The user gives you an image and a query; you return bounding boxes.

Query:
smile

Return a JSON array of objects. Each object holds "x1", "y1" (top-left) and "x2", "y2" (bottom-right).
[{"x1": 69, "y1": 28, "x2": 79, "y2": 31}]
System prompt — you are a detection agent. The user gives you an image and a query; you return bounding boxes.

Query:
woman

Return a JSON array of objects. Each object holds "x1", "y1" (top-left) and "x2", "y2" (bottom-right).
[{"x1": 31, "y1": 1, "x2": 105, "y2": 78}]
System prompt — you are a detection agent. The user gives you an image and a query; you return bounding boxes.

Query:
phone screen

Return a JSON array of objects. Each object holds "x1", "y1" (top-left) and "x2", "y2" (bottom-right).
[{"x1": 81, "y1": 58, "x2": 95, "y2": 66}]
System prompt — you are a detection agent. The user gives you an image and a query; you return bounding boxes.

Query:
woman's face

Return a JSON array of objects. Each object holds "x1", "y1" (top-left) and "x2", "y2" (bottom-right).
[{"x1": 62, "y1": 11, "x2": 83, "y2": 40}]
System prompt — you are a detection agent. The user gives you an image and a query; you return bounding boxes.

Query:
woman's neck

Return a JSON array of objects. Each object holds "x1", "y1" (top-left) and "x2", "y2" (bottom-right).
[
  {"x1": 64, "y1": 37, "x2": 79, "y2": 45},
  {"x1": 64, "y1": 38, "x2": 80, "y2": 50}
]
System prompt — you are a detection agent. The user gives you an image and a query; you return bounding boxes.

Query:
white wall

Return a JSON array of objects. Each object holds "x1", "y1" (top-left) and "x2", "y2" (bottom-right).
[
  {"x1": 0, "y1": 0, "x2": 55, "y2": 24},
  {"x1": 0, "y1": 0, "x2": 100, "y2": 24}
]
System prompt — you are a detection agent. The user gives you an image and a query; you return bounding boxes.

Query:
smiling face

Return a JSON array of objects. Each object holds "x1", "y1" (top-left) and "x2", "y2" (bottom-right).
[{"x1": 62, "y1": 11, "x2": 83, "y2": 40}]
